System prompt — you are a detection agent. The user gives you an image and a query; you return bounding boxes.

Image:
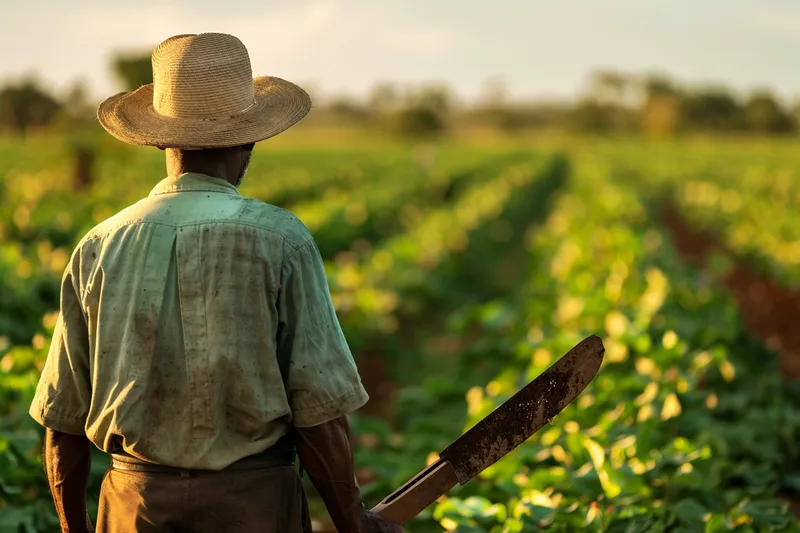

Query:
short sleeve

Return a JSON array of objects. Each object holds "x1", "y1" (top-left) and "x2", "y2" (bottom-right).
[
  {"x1": 29, "y1": 254, "x2": 92, "y2": 435},
  {"x1": 277, "y1": 238, "x2": 369, "y2": 428}
]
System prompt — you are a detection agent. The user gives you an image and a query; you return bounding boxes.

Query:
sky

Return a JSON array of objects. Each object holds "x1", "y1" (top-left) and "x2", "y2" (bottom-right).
[{"x1": 2, "y1": 0, "x2": 800, "y2": 105}]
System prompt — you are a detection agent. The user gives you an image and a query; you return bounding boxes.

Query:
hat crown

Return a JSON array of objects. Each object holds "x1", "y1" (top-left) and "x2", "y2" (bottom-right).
[{"x1": 151, "y1": 33, "x2": 256, "y2": 119}]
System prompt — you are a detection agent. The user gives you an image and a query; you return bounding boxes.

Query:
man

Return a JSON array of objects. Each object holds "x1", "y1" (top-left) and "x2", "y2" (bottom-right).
[{"x1": 29, "y1": 33, "x2": 403, "y2": 533}]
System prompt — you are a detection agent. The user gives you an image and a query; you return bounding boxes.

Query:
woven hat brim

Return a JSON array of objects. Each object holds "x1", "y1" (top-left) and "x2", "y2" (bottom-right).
[{"x1": 97, "y1": 76, "x2": 312, "y2": 149}]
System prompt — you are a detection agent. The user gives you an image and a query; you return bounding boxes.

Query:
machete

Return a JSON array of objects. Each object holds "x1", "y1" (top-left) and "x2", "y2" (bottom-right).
[{"x1": 371, "y1": 334, "x2": 605, "y2": 525}]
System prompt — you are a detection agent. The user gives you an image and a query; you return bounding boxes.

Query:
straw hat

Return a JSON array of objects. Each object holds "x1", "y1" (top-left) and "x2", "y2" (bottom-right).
[{"x1": 98, "y1": 33, "x2": 312, "y2": 149}]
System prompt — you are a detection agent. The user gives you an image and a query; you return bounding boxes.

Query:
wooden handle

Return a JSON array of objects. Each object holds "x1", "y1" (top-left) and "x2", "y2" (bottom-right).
[{"x1": 370, "y1": 459, "x2": 459, "y2": 525}]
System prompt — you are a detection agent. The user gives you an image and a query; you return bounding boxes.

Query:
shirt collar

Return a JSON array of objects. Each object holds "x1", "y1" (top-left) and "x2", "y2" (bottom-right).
[{"x1": 149, "y1": 173, "x2": 240, "y2": 197}]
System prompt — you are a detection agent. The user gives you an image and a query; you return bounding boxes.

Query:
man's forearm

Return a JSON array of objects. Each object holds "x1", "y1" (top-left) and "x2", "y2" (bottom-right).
[
  {"x1": 295, "y1": 416, "x2": 371, "y2": 532},
  {"x1": 44, "y1": 428, "x2": 94, "y2": 533}
]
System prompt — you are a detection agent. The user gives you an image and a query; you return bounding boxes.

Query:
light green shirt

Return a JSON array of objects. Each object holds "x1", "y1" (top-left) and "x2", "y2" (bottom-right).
[{"x1": 29, "y1": 173, "x2": 369, "y2": 470}]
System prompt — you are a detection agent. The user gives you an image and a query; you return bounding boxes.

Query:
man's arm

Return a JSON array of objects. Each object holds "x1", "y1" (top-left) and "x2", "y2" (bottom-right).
[
  {"x1": 43, "y1": 428, "x2": 94, "y2": 533},
  {"x1": 277, "y1": 238, "x2": 402, "y2": 531},
  {"x1": 295, "y1": 415, "x2": 401, "y2": 533},
  {"x1": 29, "y1": 250, "x2": 94, "y2": 533}
]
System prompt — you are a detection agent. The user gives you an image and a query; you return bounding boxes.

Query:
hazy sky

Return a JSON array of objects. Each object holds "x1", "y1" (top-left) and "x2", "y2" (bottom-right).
[{"x1": 2, "y1": 0, "x2": 800, "y2": 104}]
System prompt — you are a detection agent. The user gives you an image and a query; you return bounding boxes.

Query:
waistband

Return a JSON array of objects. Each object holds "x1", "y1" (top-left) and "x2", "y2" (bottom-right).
[{"x1": 110, "y1": 446, "x2": 295, "y2": 475}]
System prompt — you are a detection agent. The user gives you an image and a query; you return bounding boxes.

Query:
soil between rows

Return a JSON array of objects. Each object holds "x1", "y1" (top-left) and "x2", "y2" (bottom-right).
[
  {"x1": 660, "y1": 206, "x2": 800, "y2": 519},
  {"x1": 660, "y1": 206, "x2": 800, "y2": 382}
]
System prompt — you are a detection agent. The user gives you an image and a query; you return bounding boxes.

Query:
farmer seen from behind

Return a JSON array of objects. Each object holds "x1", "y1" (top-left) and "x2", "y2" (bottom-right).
[{"x1": 29, "y1": 32, "x2": 404, "y2": 533}]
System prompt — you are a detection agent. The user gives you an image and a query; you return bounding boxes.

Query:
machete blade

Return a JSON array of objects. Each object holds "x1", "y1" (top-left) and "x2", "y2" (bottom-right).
[{"x1": 438, "y1": 334, "x2": 604, "y2": 484}]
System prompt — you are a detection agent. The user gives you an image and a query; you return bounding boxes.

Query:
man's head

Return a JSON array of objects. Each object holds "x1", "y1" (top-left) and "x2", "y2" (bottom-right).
[
  {"x1": 161, "y1": 143, "x2": 255, "y2": 187},
  {"x1": 97, "y1": 33, "x2": 311, "y2": 163}
]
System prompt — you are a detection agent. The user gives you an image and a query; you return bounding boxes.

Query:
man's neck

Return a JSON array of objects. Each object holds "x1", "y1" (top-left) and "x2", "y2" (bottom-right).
[{"x1": 170, "y1": 165, "x2": 234, "y2": 186}]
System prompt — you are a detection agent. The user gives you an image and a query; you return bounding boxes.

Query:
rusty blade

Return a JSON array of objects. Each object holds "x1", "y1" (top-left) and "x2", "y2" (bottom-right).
[{"x1": 438, "y1": 335, "x2": 605, "y2": 484}]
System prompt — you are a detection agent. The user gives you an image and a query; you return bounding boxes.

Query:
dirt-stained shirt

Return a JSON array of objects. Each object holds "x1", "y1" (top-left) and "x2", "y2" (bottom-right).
[{"x1": 29, "y1": 172, "x2": 369, "y2": 470}]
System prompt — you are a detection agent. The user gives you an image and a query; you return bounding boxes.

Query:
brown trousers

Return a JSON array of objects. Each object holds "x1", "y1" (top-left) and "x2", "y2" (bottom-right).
[{"x1": 96, "y1": 463, "x2": 312, "y2": 532}]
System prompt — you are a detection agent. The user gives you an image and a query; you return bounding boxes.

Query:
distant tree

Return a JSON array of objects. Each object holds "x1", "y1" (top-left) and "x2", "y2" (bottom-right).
[
  {"x1": 744, "y1": 91, "x2": 794, "y2": 133},
  {"x1": 386, "y1": 82, "x2": 452, "y2": 138},
  {"x1": 112, "y1": 52, "x2": 153, "y2": 91},
  {"x1": 471, "y1": 106, "x2": 520, "y2": 132},
  {"x1": 368, "y1": 82, "x2": 401, "y2": 115},
  {"x1": 573, "y1": 70, "x2": 637, "y2": 132},
  {"x1": 0, "y1": 79, "x2": 63, "y2": 135},
  {"x1": 680, "y1": 88, "x2": 744, "y2": 132},
  {"x1": 407, "y1": 83, "x2": 452, "y2": 116},
  {"x1": 327, "y1": 96, "x2": 370, "y2": 122},
  {"x1": 641, "y1": 96, "x2": 681, "y2": 137},
  {"x1": 639, "y1": 74, "x2": 679, "y2": 100},
  {"x1": 638, "y1": 74, "x2": 682, "y2": 137},
  {"x1": 568, "y1": 100, "x2": 616, "y2": 133},
  {"x1": 391, "y1": 107, "x2": 444, "y2": 138}
]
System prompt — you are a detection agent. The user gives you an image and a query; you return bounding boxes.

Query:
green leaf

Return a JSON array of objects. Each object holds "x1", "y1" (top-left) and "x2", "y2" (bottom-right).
[
  {"x1": 528, "y1": 505, "x2": 555, "y2": 526},
  {"x1": 583, "y1": 436, "x2": 606, "y2": 469},
  {"x1": 738, "y1": 500, "x2": 792, "y2": 528},
  {"x1": 0, "y1": 506, "x2": 36, "y2": 531},
  {"x1": 462, "y1": 496, "x2": 493, "y2": 516},
  {"x1": 783, "y1": 473, "x2": 800, "y2": 490},
  {"x1": 703, "y1": 515, "x2": 732, "y2": 533},
  {"x1": 605, "y1": 516, "x2": 656, "y2": 533},
  {"x1": 674, "y1": 498, "x2": 708, "y2": 527}
]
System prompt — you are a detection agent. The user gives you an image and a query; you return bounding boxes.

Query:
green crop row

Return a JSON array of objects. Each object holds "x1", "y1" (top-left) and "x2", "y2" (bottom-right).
[
  {"x1": 293, "y1": 151, "x2": 532, "y2": 259},
  {"x1": 327, "y1": 154, "x2": 563, "y2": 345},
  {"x1": 428, "y1": 152, "x2": 800, "y2": 532},
  {"x1": 344, "y1": 156, "x2": 568, "y2": 531},
  {"x1": 594, "y1": 141, "x2": 800, "y2": 289}
]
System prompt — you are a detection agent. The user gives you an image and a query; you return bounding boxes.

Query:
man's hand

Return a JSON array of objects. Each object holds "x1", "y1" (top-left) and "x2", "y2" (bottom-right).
[
  {"x1": 365, "y1": 510, "x2": 404, "y2": 532},
  {"x1": 295, "y1": 416, "x2": 404, "y2": 532},
  {"x1": 43, "y1": 428, "x2": 94, "y2": 533}
]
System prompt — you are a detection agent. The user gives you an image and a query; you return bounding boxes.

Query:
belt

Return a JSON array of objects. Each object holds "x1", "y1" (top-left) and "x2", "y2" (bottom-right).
[{"x1": 110, "y1": 446, "x2": 295, "y2": 475}]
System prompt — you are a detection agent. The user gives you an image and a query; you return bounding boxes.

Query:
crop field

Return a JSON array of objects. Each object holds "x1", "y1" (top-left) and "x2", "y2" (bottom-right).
[{"x1": 1, "y1": 132, "x2": 799, "y2": 532}]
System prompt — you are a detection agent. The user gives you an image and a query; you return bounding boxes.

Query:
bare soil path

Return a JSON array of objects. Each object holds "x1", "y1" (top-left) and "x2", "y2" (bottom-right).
[
  {"x1": 660, "y1": 206, "x2": 800, "y2": 518},
  {"x1": 661, "y1": 207, "x2": 800, "y2": 382}
]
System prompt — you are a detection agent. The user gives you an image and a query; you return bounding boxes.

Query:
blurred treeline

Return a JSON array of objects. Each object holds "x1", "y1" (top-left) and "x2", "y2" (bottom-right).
[
  {"x1": 1, "y1": 49, "x2": 799, "y2": 139},
  {"x1": 314, "y1": 70, "x2": 800, "y2": 138}
]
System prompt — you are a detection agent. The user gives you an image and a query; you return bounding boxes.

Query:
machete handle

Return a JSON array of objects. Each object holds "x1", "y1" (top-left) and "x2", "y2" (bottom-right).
[{"x1": 370, "y1": 459, "x2": 459, "y2": 525}]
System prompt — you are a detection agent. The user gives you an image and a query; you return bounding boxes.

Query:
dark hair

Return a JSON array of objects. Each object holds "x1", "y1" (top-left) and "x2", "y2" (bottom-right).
[
  {"x1": 164, "y1": 144, "x2": 255, "y2": 161},
  {"x1": 174, "y1": 144, "x2": 255, "y2": 156},
  {"x1": 197, "y1": 143, "x2": 254, "y2": 153}
]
